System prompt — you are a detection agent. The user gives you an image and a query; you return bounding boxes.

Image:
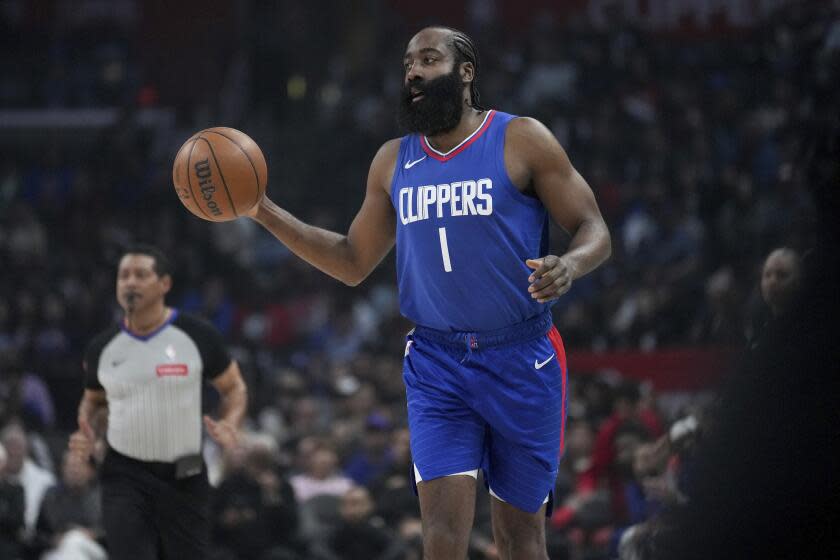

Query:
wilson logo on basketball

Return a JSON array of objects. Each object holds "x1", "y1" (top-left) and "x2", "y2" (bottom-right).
[
  {"x1": 156, "y1": 364, "x2": 189, "y2": 377},
  {"x1": 194, "y1": 159, "x2": 222, "y2": 217}
]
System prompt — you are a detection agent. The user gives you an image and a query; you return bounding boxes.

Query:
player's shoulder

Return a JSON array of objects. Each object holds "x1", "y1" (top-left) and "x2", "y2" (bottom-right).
[
  {"x1": 374, "y1": 137, "x2": 404, "y2": 165},
  {"x1": 505, "y1": 116, "x2": 568, "y2": 166},
  {"x1": 506, "y1": 116, "x2": 555, "y2": 145},
  {"x1": 369, "y1": 137, "x2": 404, "y2": 192}
]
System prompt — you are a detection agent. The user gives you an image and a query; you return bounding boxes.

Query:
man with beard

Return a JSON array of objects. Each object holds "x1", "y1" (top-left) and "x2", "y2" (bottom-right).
[{"x1": 244, "y1": 27, "x2": 611, "y2": 559}]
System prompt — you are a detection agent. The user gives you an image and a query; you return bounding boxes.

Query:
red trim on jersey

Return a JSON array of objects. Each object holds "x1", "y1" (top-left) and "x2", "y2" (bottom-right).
[
  {"x1": 547, "y1": 326, "x2": 568, "y2": 455},
  {"x1": 421, "y1": 110, "x2": 497, "y2": 162}
]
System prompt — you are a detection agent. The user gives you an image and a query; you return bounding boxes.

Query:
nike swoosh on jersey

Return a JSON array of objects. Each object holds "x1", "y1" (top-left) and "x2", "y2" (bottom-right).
[
  {"x1": 404, "y1": 156, "x2": 427, "y2": 169},
  {"x1": 534, "y1": 353, "x2": 555, "y2": 369}
]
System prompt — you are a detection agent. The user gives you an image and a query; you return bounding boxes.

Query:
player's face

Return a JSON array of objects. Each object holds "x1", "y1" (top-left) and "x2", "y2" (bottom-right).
[
  {"x1": 398, "y1": 29, "x2": 466, "y2": 135},
  {"x1": 761, "y1": 251, "x2": 800, "y2": 314},
  {"x1": 116, "y1": 254, "x2": 171, "y2": 313}
]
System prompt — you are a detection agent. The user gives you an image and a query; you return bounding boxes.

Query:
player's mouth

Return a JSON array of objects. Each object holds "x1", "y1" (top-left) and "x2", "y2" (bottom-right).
[{"x1": 409, "y1": 89, "x2": 425, "y2": 103}]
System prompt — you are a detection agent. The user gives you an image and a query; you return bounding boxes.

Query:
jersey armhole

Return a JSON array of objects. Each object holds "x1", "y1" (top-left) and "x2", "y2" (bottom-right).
[
  {"x1": 496, "y1": 116, "x2": 545, "y2": 209},
  {"x1": 389, "y1": 136, "x2": 411, "y2": 202}
]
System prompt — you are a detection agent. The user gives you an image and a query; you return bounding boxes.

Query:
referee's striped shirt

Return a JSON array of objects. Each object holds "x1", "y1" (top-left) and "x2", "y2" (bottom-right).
[{"x1": 83, "y1": 310, "x2": 230, "y2": 463}]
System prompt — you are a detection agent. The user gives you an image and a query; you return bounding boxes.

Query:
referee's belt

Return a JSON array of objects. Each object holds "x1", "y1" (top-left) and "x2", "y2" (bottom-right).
[{"x1": 107, "y1": 447, "x2": 204, "y2": 480}]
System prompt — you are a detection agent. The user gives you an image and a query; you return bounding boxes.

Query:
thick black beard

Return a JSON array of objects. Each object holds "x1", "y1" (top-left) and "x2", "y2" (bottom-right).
[{"x1": 397, "y1": 68, "x2": 465, "y2": 136}]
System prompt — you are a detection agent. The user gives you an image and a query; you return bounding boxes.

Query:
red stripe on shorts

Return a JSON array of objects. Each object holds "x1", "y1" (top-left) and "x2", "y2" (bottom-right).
[{"x1": 547, "y1": 326, "x2": 568, "y2": 455}]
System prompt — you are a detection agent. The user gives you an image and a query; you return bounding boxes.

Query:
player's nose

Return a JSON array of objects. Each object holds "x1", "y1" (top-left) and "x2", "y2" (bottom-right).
[{"x1": 405, "y1": 62, "x2": 423, "y2": 83}]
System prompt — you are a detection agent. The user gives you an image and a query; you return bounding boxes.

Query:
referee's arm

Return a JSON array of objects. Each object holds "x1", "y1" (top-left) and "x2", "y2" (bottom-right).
[
  {"x1": 203, "y1": 361, "x2": 248, "y2": 450},
  {"x1": 69, "y1": 389, "x2": 107, "y2": 461}
]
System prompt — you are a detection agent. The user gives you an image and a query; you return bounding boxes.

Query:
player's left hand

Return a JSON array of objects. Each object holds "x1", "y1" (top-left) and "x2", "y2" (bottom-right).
[
  {"x1": 203, "y1": 415, "x2": 240, "y2": 450},
  {"x1": 526, "y1": 255, "x2": 576, "y2": 303}
]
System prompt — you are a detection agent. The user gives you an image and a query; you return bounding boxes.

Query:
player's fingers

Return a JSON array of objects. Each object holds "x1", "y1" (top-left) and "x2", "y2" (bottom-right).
[
  {"x1": 530, "y1": 270, "x2": 570, "y2": 297},
  {"x1": 529, "y1": 265, "x2": 571, "y2": 292},
  {"x1": 532, "y1": 277, "x2": 572, "y2": 301},
  {"x1": 526, "y1": 258, "x2": 550, "y2": 282},
  {"x1": 527, "y1": 256, "x2": 566, "y2": 283}
]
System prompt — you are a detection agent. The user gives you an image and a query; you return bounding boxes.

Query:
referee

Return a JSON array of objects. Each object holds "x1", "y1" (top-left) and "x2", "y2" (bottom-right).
[{"x1": 68, "y1": 244, "x2": 248, "y2": 559}]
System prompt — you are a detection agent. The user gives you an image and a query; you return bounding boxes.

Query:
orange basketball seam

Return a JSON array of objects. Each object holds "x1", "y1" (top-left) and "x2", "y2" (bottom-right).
[
  {"x1": 197, "y1": 135, "x2": 238, "y2": 218},
  {"x1": 185, "y1": 138, "x2": 213, "y2": 221},
  {"x1": 204, "y1": 129, "x2": 262, "y2": 208}
]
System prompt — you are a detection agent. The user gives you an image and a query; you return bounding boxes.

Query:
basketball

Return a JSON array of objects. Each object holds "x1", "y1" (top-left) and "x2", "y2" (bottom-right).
[{"x1": 172, "y1": 127, "x2": 267, "y2": 221}]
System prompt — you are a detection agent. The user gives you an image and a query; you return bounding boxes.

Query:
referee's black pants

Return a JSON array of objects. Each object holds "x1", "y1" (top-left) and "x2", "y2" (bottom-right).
[{"x1": 101, "y1": 448, "x2": 210, "y2": 560}]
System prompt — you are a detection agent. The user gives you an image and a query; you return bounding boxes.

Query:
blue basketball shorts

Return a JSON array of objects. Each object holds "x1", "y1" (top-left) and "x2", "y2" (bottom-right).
[{"x1": 403, "y1": 312, "x2": 568, "y2": 514}]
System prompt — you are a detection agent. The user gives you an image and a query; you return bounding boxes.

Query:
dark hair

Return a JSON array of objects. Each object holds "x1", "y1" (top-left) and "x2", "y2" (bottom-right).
[
  {"x1": 121, "y1": 244, "x2": 172, "y2": 278},
  {"x1": 435, "y1": 27, "x2": 485, "y2": 111}
]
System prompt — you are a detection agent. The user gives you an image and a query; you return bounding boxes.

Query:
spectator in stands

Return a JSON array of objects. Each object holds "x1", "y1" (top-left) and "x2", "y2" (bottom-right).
[
  {"x1": 747, "y1": 247, "x2": 802, "y2": 349},
  {"x1": 0, "y1": 423, "x2": 55, "y2": 539},
  {"x1": 212, "y1": 436, "x2": 300, "y2": 560},
  {"x1": 759, "y1": 247, "x2": 801, "y2": 318},
  {"x1": 290, "y1": 442, "x2": 353, "y2": 504},
  {"x1": 343, "y1": 412, "x2": 394, "y2": 487},
  {"x1": 313, "y1": 486, "x2": 403, "y2": 560},
  {"x1": 369, "y1": 427, "x2": 418, "y2": 528},
  {"x1": 0, "y1": 442, "x2": 25, "y2": 559},
  {"x1": 35, "y1": 451, "x2": 104, "y2": 559}
]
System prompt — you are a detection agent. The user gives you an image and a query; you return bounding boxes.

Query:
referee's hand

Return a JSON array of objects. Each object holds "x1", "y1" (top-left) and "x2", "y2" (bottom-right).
[
  {"x1": 68, "y1": 417, "x2": 95, "y2": 460},
  {"x1": 203, "y1": 416, "x2": 240, "y2": 450}
]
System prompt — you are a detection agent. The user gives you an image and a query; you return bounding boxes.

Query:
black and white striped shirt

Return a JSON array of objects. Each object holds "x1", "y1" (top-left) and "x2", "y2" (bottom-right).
[{"x1": 84, "y1": 310, "x2": 230, "y2": 462}]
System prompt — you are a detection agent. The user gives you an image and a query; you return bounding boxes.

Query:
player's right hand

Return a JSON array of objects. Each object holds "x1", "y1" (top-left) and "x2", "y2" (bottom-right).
[
  {"x1": 68, "y1": 416, "x2": 96, "y2": 460},
  {"x1": 245, "y1": 195, "x2": 268, "y2": 219}
]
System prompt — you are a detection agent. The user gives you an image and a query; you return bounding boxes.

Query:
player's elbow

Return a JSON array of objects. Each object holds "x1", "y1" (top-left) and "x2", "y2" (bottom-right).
[
  {"x1": 338, "y1": 253, "x2": 373, "y2": 286},
  {"x1": 341, "y1": 270, "x2": 366, "y2": 287}
]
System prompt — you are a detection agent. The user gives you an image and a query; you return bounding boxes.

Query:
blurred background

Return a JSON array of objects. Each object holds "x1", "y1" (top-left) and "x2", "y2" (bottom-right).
[{"x1": 0, "y1": 1, "x2": 837, "y2": 559}]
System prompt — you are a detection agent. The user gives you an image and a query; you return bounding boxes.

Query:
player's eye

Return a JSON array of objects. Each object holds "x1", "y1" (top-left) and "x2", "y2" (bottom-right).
[{"x1": 423, "y1": 57, "x2": 436, "y2": 64}]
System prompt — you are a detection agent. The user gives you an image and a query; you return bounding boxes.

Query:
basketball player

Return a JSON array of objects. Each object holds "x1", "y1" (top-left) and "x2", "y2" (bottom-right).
[
  {"x1": 245, "y1": 27, "x2": 611, "y2": 559},
  {"x1": 68, "y1": 244, "x2": 248, "y2": 559}
]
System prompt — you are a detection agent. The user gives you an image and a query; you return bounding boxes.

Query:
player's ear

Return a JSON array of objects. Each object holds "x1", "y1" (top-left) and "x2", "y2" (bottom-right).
[{"x1": 460, "y1": 61, "x2": 474, "y2": 84}]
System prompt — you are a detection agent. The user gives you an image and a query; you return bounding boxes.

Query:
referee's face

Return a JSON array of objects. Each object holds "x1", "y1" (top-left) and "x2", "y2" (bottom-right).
[{"x1": 116, "y1": 254, "x2": 171, "y2": 312}]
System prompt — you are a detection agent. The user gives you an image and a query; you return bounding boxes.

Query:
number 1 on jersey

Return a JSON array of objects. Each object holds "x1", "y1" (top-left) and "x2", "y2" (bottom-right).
[{"x1": 438, "y1": 227, "x2": 453, "y2": 272}]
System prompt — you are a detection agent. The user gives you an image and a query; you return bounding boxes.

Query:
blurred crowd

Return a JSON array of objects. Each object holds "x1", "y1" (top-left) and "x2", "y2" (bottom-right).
[{"x1": 1, "y1": 0, "x2": 838, "y2": 558}]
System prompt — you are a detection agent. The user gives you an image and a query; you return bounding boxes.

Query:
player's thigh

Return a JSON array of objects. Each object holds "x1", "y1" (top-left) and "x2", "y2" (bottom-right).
[
  {"x1": 155, "y1": 473, "x2": 211, "y2": 558},
  {"x1": 101, "y1": 471, "x2": 158, "y2": 559},
  {"x1": 417, "y1": 474, "x2": 478, "y2": 557},
  {"x1": 476, "y1": 335, "x2": 566, "y2": 513},
  {"x1": 403, "y1": 336, "x2": 486, "y2": 479}
]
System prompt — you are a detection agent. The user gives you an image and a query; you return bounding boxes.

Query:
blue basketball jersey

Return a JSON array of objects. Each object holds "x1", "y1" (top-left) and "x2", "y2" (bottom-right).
[{"x1": 390, "y1": 110, "x2": 550, "y2": 331}]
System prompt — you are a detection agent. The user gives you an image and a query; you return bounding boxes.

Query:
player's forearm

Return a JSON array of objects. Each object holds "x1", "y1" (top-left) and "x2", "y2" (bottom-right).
[
  {"x1": 252, "y1": 198, "x2": 364, "y2": 285},
  {"x1": 218, "y1": 379, "x2": 247, "y2": 428},
  {"x1": 563, "y1": 218, "x2": 611, "y2": 279}
]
